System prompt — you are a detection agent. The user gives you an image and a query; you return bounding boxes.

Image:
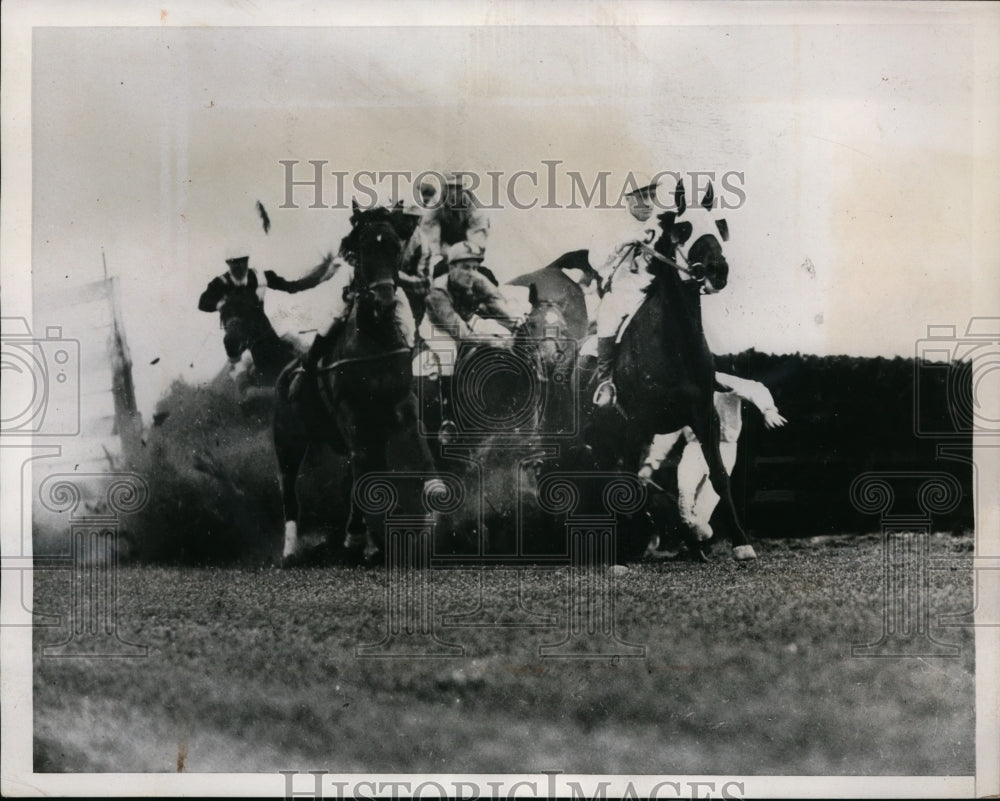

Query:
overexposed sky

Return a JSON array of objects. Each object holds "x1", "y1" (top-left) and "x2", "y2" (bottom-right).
[{"x1": 26, "y1": 7, "x2": 1000, "y2": 418}]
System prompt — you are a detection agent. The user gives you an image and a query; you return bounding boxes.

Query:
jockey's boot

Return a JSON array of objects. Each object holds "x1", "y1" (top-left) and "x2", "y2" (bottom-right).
[
  {"x1": 592, "y1": 336, "x2": 617, "y2": 407},
  {"x1": 288, "y1": 329, "x2": 329, "y2": 401}
]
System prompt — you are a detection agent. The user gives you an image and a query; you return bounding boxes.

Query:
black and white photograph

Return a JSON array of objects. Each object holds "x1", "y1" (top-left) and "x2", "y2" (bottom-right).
[{"x1": 1, "y1": 1, "x2": 998, "y2": 797}]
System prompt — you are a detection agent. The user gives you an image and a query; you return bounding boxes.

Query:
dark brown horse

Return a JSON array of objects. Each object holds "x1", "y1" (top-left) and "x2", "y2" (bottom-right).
[
  {"x1": 272, "y1": 207, "x2": 438, "y2": 565},
  {"x1": 588, "y1": 180, "x2": 756, "y2": 560}
]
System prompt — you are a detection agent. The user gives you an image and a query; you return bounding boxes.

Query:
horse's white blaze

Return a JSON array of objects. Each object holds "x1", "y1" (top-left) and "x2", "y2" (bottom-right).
[
  {"x1": 733, "y1": 544, "x2": 757, "y2": 561},
  {"x1": 282, "y1": 520, "x2": 299, "y2": 558}
]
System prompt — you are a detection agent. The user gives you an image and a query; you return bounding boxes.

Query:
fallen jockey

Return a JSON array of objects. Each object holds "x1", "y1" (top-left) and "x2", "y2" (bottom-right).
[
  {"x1": 288, "y1": 256, "x2": 417, "y2": 400},
  {"x1": 198, "y1": 246, "x2": 333, "y2": 388},
  {"x1": 638, "y1": 372, "x2": 787, "y2": 543}
]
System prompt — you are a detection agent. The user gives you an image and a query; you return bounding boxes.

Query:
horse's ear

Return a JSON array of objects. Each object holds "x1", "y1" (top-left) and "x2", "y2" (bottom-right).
[
  {"x1": 701, "y1": 182, "x2": 715, "y2": 211},
  {"x1": 672, "y1": 221, "x2": 693, "y2": 246},
  {"x1": 715, "y1": 218, "x2": 729, "y2": 242},
  {"x1": 528, "y1": 281, "x2": 539, "y2": 307},
  {"x1": 352, "y1": 198, "x2": 360, "y2": 213},
  {"x1": 674, "y1": 180, "x2": 686, "y2": 216}
]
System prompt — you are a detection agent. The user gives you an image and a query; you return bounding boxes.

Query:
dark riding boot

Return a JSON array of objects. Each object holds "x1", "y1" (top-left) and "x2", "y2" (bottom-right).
[
  {"x1": 592, "y1": 336, "x2": 617, "y2": 407},
  {"x1": 288, "y1": 331, "x2": 328, "y2": 401}
]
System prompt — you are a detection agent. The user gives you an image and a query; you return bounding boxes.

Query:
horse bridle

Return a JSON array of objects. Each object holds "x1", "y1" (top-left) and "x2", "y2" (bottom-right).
[
  {"x1": 318, "y1": 276, "x2": 409, "y2": 372},
  {"x1": 630, "y1": 241, "x2": 719, "y2": 293}
]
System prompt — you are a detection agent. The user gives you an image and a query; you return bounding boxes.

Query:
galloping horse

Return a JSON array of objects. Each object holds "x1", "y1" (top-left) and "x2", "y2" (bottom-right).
[
  {"x1": 589, "y1": 180, "x2": 756, "y2": 561},
  {"x1": 273, "y1": 207, "x2": 438, "y2": 565}
]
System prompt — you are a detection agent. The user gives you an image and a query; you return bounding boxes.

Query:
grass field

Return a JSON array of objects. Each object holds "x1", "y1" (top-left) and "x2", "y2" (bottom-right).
[{"x1": 33, "y1": 534, "x2": 975, "y2": 776}]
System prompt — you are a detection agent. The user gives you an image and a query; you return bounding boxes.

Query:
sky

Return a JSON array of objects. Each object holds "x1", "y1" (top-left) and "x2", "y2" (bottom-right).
[{"x1": 24, "y1": 6, "x2": 1000, "y2": 419}]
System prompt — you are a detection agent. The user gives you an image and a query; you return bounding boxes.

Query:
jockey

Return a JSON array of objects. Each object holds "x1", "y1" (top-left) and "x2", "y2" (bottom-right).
[
  {"x1": 423, "y1": 241, "x2": 519, "y2": 342},
  {"x1": 639, "y1": 372, "x2": 787, "y2": 542},
  {"x1": 287, "y1": 253, "x2": 417, "y2": 401},
  {"x1": 417, "y1": 172, "x2": 491, "y2": 279},
  {"x1": 397, "y1": 201, "x2": 433, "y2": 326},
  {"x1": 198, "y1": 247, "x2": 332, "y2": 373},
  {"x1": 419, "y1": 240, "x2": 519, "y2": 439},
  {"x1": 589, "y1": 175, "x2": 662, "y2": 406}
]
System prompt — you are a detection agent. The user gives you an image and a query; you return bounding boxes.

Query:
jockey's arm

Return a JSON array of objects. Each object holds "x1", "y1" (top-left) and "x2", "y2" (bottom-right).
[
  {"x1": 465, "y1": 209, "x2": 490, "y2": 249},
  {"x1": 589, "y1": 230, "x2": 640, "y2": 292},
  {"x1": 471, "y1": 273, "x2": 519, "y2": 329},
  {"x1": 714, "y1": 372, "x2": 787, "y2": 428},
  {"x1": 198, "y1": 276, "x2": 228, "y2": 312},
  {"x1": 418, "y1": 213, "x2": 444, "y2": 275},
  {"x1": 263, "y1": 253, "x2": 337, "y2": 294},
  {"x1": 424, "y1": 286, "x2": 473, "y2": 339}
]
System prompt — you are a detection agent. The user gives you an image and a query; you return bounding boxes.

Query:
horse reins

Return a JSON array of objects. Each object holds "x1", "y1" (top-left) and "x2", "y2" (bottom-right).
[
  {"x1": 632, "y1": 242, "x2": 707, "y2": 283},
  {"x1": 318, "y1": 347, "x2": 411, "y2": 372}
]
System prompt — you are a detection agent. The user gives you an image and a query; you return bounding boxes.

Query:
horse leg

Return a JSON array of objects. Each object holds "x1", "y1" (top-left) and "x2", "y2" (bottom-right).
[
  {"x1": 343, "y1": 421, "x2": 388, "y2": 560},
  {"x1": 275, "y1": 421, "x2": 310, "y2": 566},
  {"x1": 699, "y1": 410, "x2": 756, "y2": 561}
]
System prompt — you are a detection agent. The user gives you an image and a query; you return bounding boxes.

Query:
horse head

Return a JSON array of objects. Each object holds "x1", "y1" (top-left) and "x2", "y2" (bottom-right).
[
  {"x1": 520, "y1": 283, "x2": 576, "y2": 385},
  {"x1": 342, "y1": 203, "x2": 404, "y2": 340},
  {"x1": 653, "y1": 179, "x2": 731, "y2": 295}
]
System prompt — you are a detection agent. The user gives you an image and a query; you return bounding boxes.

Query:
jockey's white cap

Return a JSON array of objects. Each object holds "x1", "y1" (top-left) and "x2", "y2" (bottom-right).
[
  {"x1": 223, "y1": 245, "x2": 249, "y2": 262},
  {"x1": 446, "y1": 241, "x2": 484, "y2": 264},
  {"x1": 626, "y1": 172, "x2": 660, "y2": 197}
]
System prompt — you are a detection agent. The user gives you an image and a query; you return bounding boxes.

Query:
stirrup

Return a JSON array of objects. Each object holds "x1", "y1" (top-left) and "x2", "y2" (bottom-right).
[
  {"x1": 439, "y1": 419, "x2": 458, "y2": 443},
  {"x1": 592, "y1": 379, "x2": 617, "y2": 407}
]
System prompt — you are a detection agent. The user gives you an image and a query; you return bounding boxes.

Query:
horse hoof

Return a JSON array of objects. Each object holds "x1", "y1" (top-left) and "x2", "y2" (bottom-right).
[{"x1": 733, "y1": 544, "x2": 757, "y2": 561}]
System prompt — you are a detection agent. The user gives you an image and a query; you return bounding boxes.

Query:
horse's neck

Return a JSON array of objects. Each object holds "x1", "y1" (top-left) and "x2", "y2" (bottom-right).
[
  {"x1": 339, "y1": 303, "x2": 402, "y2": 356},
  {"x1": 641, "y1": 276, "x2": 710, "y2": 368}
]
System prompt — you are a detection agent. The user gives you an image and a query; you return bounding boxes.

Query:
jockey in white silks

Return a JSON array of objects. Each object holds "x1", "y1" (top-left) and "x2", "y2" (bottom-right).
[
  {"x1": 638, "y1": 372, "x2": 787, "y2": 542},
  {"x1": 590, "y1": 175, "x2": 662, "y2": 407}
]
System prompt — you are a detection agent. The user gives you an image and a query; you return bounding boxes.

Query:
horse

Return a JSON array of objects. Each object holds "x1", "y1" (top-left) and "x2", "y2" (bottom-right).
[
  {"x1": 508, "y1": 250, "x2": 595, "y2": 342},
  {"x1": 588, "y1": 180, "x2": 757, "y2": 561},
  {"x1": 272, "y1": 206, "x2": 438, "y2": 565}
]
